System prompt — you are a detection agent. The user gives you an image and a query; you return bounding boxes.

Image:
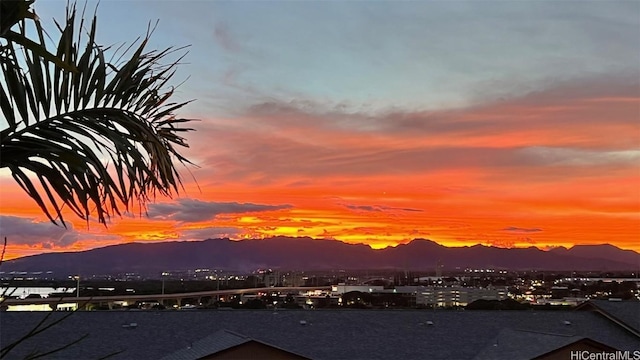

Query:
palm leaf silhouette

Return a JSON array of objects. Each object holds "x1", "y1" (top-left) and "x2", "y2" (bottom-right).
[{"x1": 0, "y1": 4, "x2": 195, "y2": 226}]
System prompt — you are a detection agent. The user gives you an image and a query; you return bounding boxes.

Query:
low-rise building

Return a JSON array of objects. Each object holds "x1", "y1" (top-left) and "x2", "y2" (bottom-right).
[
  {"x1": 416, "y1": 285, "x2": 508, "y2": 307},
  {"x1": 330, "y1": 284, "x2": 383, "y2": 295}
]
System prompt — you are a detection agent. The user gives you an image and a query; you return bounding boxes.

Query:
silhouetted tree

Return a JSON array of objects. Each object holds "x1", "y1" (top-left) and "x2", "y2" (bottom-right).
[
  {"x1": 1, "y1": 1, "x2": 194, "y2": 227},
  {"x1": 0, "y1": 1, "x2": 193, "y2": 358}
]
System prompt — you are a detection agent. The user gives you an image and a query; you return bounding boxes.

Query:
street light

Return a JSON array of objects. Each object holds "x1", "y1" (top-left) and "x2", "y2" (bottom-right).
[{"x1": 74, "y1": 275, "x2": 80, "y2": 297}]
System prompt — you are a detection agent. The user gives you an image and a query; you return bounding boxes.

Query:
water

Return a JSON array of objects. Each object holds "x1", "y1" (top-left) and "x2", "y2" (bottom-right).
[{"x1": 0, "y1": 287, "x2": 76, "y2": 299}]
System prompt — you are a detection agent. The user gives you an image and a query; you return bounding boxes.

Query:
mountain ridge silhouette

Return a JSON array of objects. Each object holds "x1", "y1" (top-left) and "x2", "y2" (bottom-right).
[{"x1": 3, "y1": 237, "x2": 638, "y2": 276}]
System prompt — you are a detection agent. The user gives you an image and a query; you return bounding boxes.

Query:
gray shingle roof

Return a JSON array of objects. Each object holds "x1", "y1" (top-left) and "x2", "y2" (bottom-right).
[
  {"x1": 2, "y1": 310, "x2": 639, "y2": 360},
  {"x1": 587, "y1": 299, "x2": 640, "y2": 334},
  {"x1": 160, "y1": 329, "x2": 250, "y2": 360},
  {"x1": 474, "y1": 328, "x2": 587, "y2": 360}
]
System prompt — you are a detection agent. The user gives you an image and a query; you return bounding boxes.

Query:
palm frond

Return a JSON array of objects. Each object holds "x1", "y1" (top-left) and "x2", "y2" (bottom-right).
[
  {"x1": 0, "y1": 4, "x2": 195, "y2": 226},
  {"x1": 1, "y1": 0, "x2": 36, "y2": 37},
  {"x1": 1, "y1": 0, "x2": 78, "y2": 72}
]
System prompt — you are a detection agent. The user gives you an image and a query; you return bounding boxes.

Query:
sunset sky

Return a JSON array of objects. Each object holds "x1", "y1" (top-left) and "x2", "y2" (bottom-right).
[{"x1": 1, "y1": 1, "x2": 639, "y2": 259}]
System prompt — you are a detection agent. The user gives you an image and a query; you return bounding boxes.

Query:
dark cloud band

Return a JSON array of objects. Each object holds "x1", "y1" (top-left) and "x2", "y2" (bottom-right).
[{"x1": 147, "y1": 198, "x2": 292, "y2": 222}]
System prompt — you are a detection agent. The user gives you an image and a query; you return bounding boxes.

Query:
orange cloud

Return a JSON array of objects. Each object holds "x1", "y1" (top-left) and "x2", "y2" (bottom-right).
[{"x1": 1, "y1": 77, "x2": 639, "y2": 259}]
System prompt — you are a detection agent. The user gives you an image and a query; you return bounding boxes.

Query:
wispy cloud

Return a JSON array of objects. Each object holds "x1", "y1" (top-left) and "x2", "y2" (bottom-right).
[
  {"x1": 188, "y1": 75, "x2": 639, "y2": 185},
  {"x1": 0, "y1": 215, "x2": 79, "y2": 248},
  {"x1": 147, "y1": 199, "x2": 293, "y2": 222},
  {"x1": 213, "y1": 23, "x2": 241, "y2": 53},
  {"x1": 344, "y1": 204, "x2": 423, "y2": 213},
  {"x1": 502, "y1": 227, "x2": 543, "y2": 233}
]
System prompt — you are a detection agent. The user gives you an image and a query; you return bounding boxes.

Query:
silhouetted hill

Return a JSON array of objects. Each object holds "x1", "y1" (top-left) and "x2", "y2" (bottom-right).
[
  {"x1": 550, "y1": 244, "x2": 640, "y2": 266},
  {"x1": 2, "y1": 237, "x2": 638, "y2": 277}
]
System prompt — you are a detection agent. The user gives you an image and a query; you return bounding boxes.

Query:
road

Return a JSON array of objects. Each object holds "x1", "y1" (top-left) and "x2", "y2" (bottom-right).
[{"x1": 1, "y1": 286, "x2": 332, "y2": 306}]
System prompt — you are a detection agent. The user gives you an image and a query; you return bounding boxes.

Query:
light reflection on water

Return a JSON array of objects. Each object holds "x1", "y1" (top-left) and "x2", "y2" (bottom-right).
[{"x1": 0, "y1": 287, "x2": 75, "y2": 299}]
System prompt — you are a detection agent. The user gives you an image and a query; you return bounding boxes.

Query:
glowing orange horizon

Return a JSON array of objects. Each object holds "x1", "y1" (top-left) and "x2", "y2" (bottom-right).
[{"x1": 1, "y1": 88, "x2": 638, "y2": 260}]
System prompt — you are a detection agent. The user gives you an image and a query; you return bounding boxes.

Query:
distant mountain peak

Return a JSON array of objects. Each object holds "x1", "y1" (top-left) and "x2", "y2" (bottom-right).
[
  {"x1": 2, "y1": 237, "x2": 638, "y2": 276},
  {"x1": 569, "y1": 243, "x2": 619, "y2": 250}
]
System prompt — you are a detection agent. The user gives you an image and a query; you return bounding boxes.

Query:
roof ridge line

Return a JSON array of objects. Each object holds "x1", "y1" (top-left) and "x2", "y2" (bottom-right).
[{"x1": 511, "y1": 328, "x2": 578, "y2": 337}]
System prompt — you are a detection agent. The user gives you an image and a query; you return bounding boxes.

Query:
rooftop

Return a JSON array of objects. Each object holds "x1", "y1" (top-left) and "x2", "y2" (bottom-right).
[{"x1": 2, "y1": 309, "x2": 639, "y2": 359}]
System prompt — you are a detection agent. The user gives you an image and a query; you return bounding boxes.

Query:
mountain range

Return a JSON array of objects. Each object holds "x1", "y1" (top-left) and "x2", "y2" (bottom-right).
[{"x1": 2, "y1": 237, "x2": 639, "y2": 276}]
